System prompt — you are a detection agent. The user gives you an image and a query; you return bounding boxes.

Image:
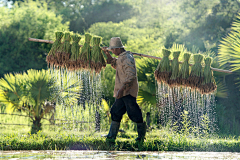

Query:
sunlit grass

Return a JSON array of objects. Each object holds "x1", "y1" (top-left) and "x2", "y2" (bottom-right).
[
  {"x1": 1, "y1": 104, "x2": 240, "y2": 151},
  {"x1": 1, "y1": 127, "x2": 240, "y2": 151}
]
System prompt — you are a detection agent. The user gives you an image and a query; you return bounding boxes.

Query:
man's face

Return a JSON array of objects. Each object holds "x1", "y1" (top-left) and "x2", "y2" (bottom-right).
[{"x1": 111, "y1": 48, "x2": 121, "y2": 56}]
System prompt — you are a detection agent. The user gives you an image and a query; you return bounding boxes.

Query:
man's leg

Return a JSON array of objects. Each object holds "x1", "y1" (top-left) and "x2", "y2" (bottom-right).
[
  {"x1": 106, "y1": 98, "x2": 126, "y2": 139},
  {"x1": 122, "y1": 95, "x2": 146, "y2": 141}
]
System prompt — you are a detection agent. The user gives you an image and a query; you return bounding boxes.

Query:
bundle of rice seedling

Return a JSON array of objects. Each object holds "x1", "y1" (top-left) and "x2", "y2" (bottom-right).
[
  {"x1": 79, "y1": 33, "x2": 92, "y2": 69},
  {"x1": 154, "y1": 49, "x2": 171, "y2": 84},
  {"x1": 91, "y1": 36, "x2": 106, "y2": 73},
  {"x1": 188, "y1": 54, "x2": 204, "y2": 89},
  {"x1": 199, "y1": 57, "x2": 217, "y2": 94},
  {"x1": 68, "y1": 34, "x2": 81, "y2": 71},
  {"x1": 46, "y1": 31, "x2": 63, "y2": 67},
  {"x1": 168, "y1": 51, "x2": 181, "y2": 87},
  {"x1": 61, "y1": 32, "x2": 72, "y2": 68},
  {"x1": 179, "y1": 53, "x2": 191, "y2": 87}
]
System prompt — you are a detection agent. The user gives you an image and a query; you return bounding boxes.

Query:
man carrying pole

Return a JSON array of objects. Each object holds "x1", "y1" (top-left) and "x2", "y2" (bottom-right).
[{"x1": 102, "y1": 37, "x2": 146, "y2": 142}]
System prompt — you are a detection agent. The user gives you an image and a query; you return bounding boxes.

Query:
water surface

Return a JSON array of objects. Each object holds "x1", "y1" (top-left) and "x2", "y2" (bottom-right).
[{"x1": 1, "y1": 150, "x2": 240, "y2": 160}]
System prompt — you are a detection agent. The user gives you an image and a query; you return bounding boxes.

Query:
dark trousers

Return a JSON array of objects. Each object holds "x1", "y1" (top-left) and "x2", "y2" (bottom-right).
[{"x1": 110, "y1": 95, "x2": 143, "y2": 123}]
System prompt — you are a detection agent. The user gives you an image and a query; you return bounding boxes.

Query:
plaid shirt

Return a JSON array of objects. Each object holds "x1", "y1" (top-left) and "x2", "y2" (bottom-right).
[{"x1": 110, "y1": 51, "x2": 138, "y2": 98}]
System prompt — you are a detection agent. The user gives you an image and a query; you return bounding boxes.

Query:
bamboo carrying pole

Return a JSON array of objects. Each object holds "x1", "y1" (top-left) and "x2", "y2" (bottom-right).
[{"x1": 28, "y1": 38, "x2": 232, "y2": 74}]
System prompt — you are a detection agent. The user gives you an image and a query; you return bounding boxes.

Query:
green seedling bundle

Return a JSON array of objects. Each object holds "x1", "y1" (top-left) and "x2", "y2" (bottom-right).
[
  {"x1": 179, "y1": 53, "x2": 191, "y2": 87},
  {"x1": 46, "y1": 32, "x2": 107, "y2": 73},
  {"x1": 154, "y1": 50, "x2": 217, "y2": 94},
  {"x1": 154, "y1": 49, "x2": 171, "y2": 84},
  {"x1": 199, "y1": 57, "x2": 217, "y2": 94},
  {"x1": 168, "y1": 51, "x2": 181, "y2": 87},
  {"x1": 188, "y1": 54, "x2": 204, "y2": 90}
]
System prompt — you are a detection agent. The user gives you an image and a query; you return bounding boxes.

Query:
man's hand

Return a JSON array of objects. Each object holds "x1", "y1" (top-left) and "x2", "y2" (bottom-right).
[
  {"x1": 116, "y1": 87, "x2": 124, "y2": 99},
  {"x1": 102, "y1": 47, "x2": 113, "y2": 64}
]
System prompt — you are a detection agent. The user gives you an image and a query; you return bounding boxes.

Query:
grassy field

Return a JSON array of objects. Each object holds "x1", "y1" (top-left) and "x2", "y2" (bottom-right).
[
  {"x1": 1, "y1": 125, "x2": 240, "y2": 152},
  {"x1": 1, "y1": 106, "x2": 240, "y2": 152}
]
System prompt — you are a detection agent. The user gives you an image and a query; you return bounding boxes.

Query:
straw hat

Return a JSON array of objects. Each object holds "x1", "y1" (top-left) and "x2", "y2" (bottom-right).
[{"x1": 108, "y1": 37, "x2": 125, "y2": 50}]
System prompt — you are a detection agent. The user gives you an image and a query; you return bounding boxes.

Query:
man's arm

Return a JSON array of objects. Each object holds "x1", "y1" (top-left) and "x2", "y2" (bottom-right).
[{"x1": 102, "y1": 48, "x2": 117, "y2": 69}]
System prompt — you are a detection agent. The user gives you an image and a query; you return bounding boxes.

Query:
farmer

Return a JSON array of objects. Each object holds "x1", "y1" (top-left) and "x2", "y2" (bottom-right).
[{"x1": 102, "y1": 37, "x2": 146, "y2": 141}]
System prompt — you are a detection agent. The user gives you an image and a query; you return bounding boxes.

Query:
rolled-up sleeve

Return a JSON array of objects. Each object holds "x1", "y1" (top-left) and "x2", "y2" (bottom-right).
[
  {"x1": 123, "y1": 55, "x2": 137, "y2": 87},
  {"x1": 110, "y1": 57, "x2": 117, "y2": 69}
]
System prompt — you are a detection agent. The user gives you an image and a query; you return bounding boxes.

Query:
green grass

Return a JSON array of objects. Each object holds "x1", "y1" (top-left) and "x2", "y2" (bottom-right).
[
  {"x1": 1, "y1": 127, "x2": 240, "y2": 152},
  {"x1": 1, "y1": 105, "x2": 240, "y2": 152}
]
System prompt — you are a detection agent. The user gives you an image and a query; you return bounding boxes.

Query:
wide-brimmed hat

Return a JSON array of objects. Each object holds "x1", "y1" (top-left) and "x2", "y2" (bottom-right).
[{"x1": 108, "y1": 37, "x2": 125, "y2": 50}]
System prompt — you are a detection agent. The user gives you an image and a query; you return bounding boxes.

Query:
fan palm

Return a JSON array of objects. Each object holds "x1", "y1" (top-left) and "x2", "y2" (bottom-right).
[
  {"x1": 0, "y1": 69, "x2": 81, "y2": 134},
  {"x1": 218, "y1": 13, "x2": 240, "y2": 73}
]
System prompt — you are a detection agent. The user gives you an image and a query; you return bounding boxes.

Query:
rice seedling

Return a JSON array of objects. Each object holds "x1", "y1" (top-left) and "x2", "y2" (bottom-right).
[
  {"x1": 168, "y1": 51, "x2": 181, "y2": 87},
  {"x1": 46, "y1": 31, "x2": 64, "y2": 68},
  {"x1": 79, "y1": 33, "x2": 92, "y2": 70},
  {"x1": 179, "y1": 53, "x2": 191, "y2": 87},
  {"x1": 199, "y1": 57, "x2": 217, "y2": 94},
  {"x1": 188, "y1": 54, "x2": 204, "y2": 90},
  {"x1": 91, "y1": 36, "x2": 106, "y2": 73},
  {"x1": 68, "y1": 34, "x2": 81, "y2": 71},
  {"x1": 154, "y1": 49, "x2": 171, "y2": 84}
]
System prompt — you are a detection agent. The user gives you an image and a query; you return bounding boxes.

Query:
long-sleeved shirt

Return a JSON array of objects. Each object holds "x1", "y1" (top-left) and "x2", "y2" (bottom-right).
[{"x1": 110, "y1": 51, "x2": 138, "y2": 98}]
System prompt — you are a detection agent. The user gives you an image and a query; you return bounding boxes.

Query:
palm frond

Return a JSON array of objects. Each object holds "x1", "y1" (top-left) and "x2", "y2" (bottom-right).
[
  {"x1": 51, "y1": 69, "x2": 81, "y2": 105},
  {"x1": 218, "y1": 14, "x2": 240, "y2": 71},
  {"x1": 169, "y1": 43, "x2": 188, "y2": 61},
  {"x1": 0, "y1": 73, "x2": 24, "y2": 112},
  {"x1": 215, "y1": 80, "x2": 228, "y2": 98}
]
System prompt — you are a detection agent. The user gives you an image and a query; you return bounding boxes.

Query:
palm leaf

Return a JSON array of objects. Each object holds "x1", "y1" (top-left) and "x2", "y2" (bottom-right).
[
  {"x1": 0, "y1": 73, "x2": 24, "y2": 112},
  {"x1": 51, "y1": 69, "x2": 81, "y2": 105},
  {"x1": 218, "y1": 14, "x2": 240, "y2": 71}
]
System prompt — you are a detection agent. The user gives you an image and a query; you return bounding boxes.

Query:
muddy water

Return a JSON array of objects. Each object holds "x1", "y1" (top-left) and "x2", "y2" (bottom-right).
[{"x1": 1, "y1": 150, "x2": 240, "y2": 160}]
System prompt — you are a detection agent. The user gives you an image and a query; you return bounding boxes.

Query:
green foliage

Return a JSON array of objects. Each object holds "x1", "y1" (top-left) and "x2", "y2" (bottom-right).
[
  {"x1": 54, "y1": 0, "x2": 137, "y2": 33},
  {"x1": 100, "y1": 65, "x2": 116, "y2": 104},
  {"x1": 0, "y1": 0, "x2": 69, "y2": 77},
  {"x1": 136, "y1": 52, "x2": 159, "y2": 106},
  {"x1": 179, "y1": 110, "x2": 191, "y2": 136},
  {"x1": 200, "y1": 114, "x2": 210, "y2": 138},
  {"x1": 88, "y1": 19, "x2": 163, "y2": 53},
  {"x1": 218, "y1": 13, "x2": 240, "y2": 72},
  {"x1": 0, "y1": 69, "x2": 81, "y2": 133},
  {"x1": 177, "y1": 0, "x2": 240, "y2": 52}
]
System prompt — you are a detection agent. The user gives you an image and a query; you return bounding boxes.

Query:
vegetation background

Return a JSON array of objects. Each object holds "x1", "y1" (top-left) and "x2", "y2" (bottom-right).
[{"x1": 0, "y1": 0, "x2": 240, "y2": 135}]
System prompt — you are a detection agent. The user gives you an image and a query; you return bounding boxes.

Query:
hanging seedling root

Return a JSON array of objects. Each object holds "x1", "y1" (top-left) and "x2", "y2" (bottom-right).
[
  {"x1": 168, "y1": 51, "x2": 181, "y2": 88},
  {"x1": 68, "y1": 34, "x2": 81, "y2": 71},
  {"x1": 188, "y1": 54, "x2": 204, "y2": 90},
  {"x1": 46, "y1": 31, "x2": 64, "y2": 68},
  {"x1": 199, "y1": 57, "x2": 217, "y2": 94},
  {"x1": 154, "y1": 49, "x2": 172, "y2": 84},
  {"x1": 179, "y1": 53, "x2": 191, "y2": 87},
  {"x1": 79, "y1": 33, "x2": 92, "y2": 70}
]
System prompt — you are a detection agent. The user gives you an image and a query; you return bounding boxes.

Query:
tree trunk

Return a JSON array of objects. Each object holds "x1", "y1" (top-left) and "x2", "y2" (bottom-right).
[{"x1": 31, "y1": 117, "x2": 42, "y2": 134}]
